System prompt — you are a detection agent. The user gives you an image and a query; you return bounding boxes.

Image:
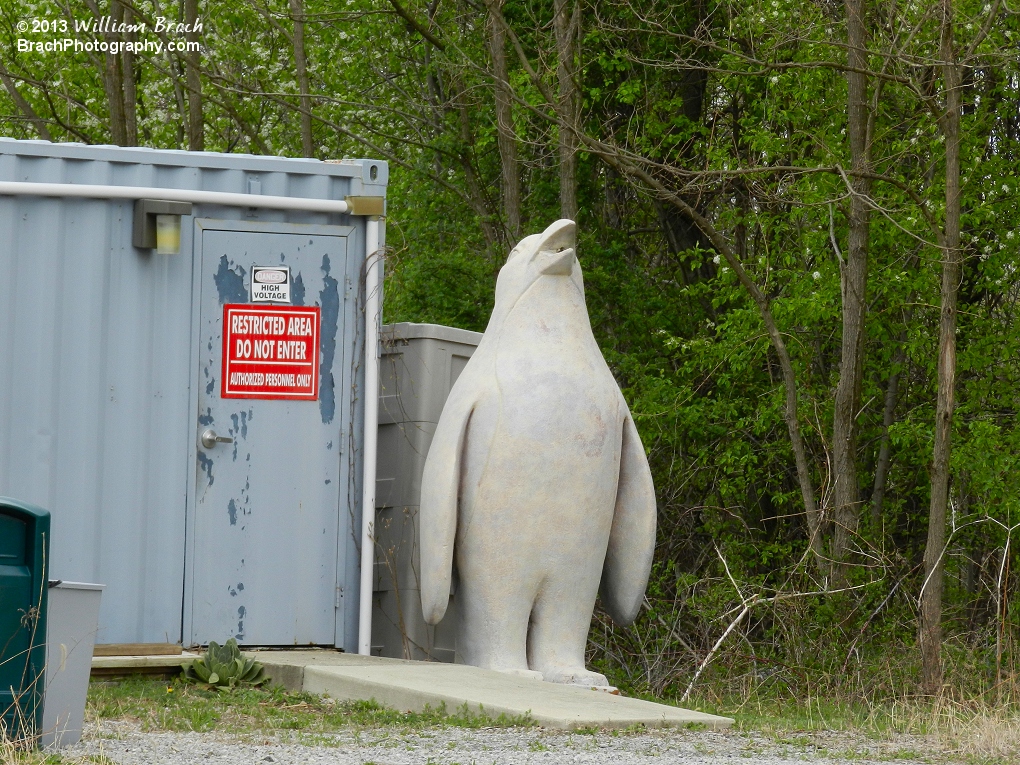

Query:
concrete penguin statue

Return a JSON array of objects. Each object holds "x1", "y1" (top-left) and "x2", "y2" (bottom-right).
[{"x1": 419, "y1": 219, "x2": 657, "y2": 686}]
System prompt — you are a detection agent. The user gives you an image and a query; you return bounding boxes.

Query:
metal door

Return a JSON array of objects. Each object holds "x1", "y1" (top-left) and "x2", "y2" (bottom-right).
[{"x1": 185, "y1": 221, "x2": 352, "y2": 646}]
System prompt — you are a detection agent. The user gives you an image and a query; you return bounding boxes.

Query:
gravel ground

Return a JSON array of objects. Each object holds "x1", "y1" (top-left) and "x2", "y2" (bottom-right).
[{"x1": 65, "y1": 719, "x2": 947, "y2": 764}]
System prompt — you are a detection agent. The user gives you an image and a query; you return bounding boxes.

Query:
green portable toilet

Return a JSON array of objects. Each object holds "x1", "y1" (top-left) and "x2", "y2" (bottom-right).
[{"x1": 0, "y1": 498, "x2": 49, "y2": 746}]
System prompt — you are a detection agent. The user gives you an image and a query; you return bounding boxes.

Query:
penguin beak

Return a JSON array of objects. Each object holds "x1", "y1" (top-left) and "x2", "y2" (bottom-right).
[
  {"x1": 541, "y1": 247, "x2": 576, "y2": 275},
  {"x1": 534, "y1": 219, "x2": 576, "y2": 275}
]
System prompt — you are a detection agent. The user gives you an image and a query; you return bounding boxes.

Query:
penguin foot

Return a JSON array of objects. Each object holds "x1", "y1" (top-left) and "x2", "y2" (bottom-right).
[
  {"x1": 540, "y1": 667, "x2": 609, "y2": 687},
  {"x1": 493, "y1": 668, "x2": 544, "y2": 681}
]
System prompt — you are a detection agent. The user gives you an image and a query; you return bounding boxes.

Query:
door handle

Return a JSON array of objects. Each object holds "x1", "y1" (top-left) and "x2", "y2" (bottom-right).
[{"x1": 200, "y1": 429, "x2": 234, "y2": 449}]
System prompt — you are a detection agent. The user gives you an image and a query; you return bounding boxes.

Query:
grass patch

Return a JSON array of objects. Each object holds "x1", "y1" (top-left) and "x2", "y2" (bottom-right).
[
  {"x1": 23, "y1": 675, "x2": 1018, "y2": 764},
  {"x1": 85, "y1": 677, "x2": 534, "y2": 736},
  {"x1": 689, "y1": 693, "x2": 900, "y2": 733}
]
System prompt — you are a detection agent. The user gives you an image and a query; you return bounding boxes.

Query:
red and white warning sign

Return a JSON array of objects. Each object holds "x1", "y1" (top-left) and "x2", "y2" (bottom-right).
[{"x1": 221, "y1": 304, "x2": 320, "y2": 400}]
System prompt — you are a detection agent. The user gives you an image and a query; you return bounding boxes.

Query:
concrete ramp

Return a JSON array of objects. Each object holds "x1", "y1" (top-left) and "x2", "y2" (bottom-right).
[{"x1": 251, "y1": 650, "x2": 732, "y2": 731}]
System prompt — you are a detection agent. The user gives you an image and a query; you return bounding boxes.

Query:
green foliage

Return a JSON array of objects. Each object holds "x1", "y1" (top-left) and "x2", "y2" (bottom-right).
[
  {"x1": 182, "y1": 639, "x2": 266, "y2": 690},
  {"x1": 382, "y1": 175, "x2": 497, "y2": 332},
  {"x1": 2, "y1": 0, "x2": 1020, "y2": 703}
]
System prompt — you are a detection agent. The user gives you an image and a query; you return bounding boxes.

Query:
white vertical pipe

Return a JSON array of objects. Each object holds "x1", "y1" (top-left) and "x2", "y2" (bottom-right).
[{"x1": 358, "y1": 217, "x2": 382, "y2": 655}]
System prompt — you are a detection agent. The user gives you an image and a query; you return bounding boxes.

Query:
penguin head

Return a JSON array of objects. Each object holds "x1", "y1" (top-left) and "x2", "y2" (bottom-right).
[{"x1": 492, "y1": 219, "x2": 582, "y2": 319}]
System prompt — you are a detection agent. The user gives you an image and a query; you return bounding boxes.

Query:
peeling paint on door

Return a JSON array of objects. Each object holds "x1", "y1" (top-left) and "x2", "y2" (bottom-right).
[
  {"x1": 214, "y1": 255, "x2": 247, "y2": 304},
  {"x1": 319, "y1": 254, "x2": 339, "y2": 425},
  {"x1": 292, "y1": 273, "x2": 306, "y2": 306},
  {"x1": 198, "y1": 452, "x2": 214, "y2": 486}
]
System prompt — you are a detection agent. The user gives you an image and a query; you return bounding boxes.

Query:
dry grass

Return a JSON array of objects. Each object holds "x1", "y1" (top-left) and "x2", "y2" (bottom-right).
[
  {"x1": 949, "y1": 713, "x2": 1020, "y2": 760},
  {"x1": 892, "y1": 697, "x2": 1020, "y2": 762},
  {"x1": 679, "y1": 687, "x2": 1020, "y2": 762},
  {"x1": 1, "y1": 726, "x2": 114, "y2": 765},
  {"x1": 0, "y1": 727, "x2": 41, "y2": 765},
  {"x1": 1, "y1": 710, "x2": 39, "y2": 765},
  {"x1": 2, "y1": 701, "x2": 114, "y2": 765}
]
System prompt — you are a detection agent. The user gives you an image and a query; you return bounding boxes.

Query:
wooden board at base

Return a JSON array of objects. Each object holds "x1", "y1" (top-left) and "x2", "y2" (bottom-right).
[{"x1": 93, "y1": 643, "x2": 183, "y2": 656}]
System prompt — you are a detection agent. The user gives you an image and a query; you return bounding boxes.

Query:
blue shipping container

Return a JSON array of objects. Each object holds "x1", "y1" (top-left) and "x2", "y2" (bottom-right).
[{"x1": 0, "y1": 139, "x2": 386, "y2": 650}]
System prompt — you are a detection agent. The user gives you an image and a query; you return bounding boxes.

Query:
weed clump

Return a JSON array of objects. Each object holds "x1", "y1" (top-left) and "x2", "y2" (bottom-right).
[{"x1": 182, "y1": 639, "x2": 266, "y2": 690}]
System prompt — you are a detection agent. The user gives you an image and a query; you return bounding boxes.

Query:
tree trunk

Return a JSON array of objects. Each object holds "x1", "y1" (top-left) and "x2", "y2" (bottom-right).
[
  {"x1": 831, "y1": 0, "x2": 872, "y2": 586},
  {"x1": 554, "y1": 0, "x2": 580, "y2": 220},
  {"x1": 920, "y1": 0, "x2": 961, "y2": 696},
  {"x1": 184, "y1": 0, "x2": 204, "y2": 150},
  {"x1": 290, "y1": 0, "x2": 314, "y2": 157},
  {"x1": 150, "y1": 0, "x2": 188, "y2": 147},
  {"x1": 487, "y1": 0, "x2": 521, "y2": 242},
  {"x1": 123, "y1": 1, "x2": 138, "y2": 145},
  {"x1": 103, "y1": 0, "x2": 127, "y2": 145},
  {"x1": 453, "y1": 83, "x2": 500, "y2": 251},
  {"x1": 870, "y1": 335, "x2": 905, "y2": 528},
  {"x1": 170, "y1": 57, "x2": 188, "y2": 147}
]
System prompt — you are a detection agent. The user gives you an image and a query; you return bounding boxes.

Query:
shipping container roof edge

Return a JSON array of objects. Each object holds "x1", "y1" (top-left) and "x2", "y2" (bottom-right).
[
  {"x1": 0, "y1": 139, "x2": 386, "y2": 652},
  {"x1": 0, "y1": 138, "x2": 388, "y2": 185}
]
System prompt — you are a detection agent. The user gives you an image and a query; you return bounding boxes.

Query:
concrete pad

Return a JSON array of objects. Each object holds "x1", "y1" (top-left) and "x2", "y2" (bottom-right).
[
  {"x1": 252, "y1": 650, "x2": 732, "y2": 731},
  {"x1": 248, "y1": 649, "x2": 413, "y2": 692}
]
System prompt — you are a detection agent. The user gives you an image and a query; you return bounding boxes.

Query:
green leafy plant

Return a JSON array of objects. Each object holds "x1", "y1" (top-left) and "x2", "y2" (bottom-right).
[{"x1": 183, "y1": 639, "x2": 266, "y2": 690}]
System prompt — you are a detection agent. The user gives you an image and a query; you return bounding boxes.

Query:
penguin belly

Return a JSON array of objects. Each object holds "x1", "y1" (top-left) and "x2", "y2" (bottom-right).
[{"x1": 453, "y1": 278, "x2": 623, "y2": 683}]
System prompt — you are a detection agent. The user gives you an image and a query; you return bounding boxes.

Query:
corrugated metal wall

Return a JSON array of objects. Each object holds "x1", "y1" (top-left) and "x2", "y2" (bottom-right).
[{"x1": 0, "y1": 140, "x2": 386, "y2": 646}]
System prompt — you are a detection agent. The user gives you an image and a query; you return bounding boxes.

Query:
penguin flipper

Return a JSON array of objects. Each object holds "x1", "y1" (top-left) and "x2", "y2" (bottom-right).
[
  {"x1": 600, "y1": 408, "x2": 657, "y2": 626},
  {"x1": 419, "y1": 392, "x2": 474, "y2": 625}
]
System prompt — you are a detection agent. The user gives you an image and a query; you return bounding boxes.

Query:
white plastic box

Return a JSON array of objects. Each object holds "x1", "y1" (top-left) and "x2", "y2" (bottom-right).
[{"x1": 41, "y1": 581, "x2": 104, "y2": 749}]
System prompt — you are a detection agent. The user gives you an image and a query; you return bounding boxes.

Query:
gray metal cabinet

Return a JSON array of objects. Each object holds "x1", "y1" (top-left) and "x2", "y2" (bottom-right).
[{"x1": 372, "y1": 322, "x2": 482, "y2": 660}]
